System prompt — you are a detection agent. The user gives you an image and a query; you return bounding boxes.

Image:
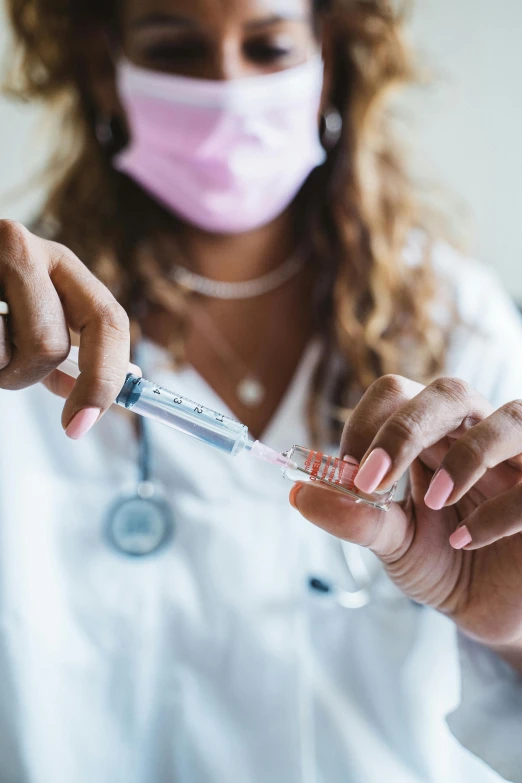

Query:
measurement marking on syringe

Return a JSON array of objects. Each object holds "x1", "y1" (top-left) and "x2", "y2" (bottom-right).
[{"x1": 137, "y1": 382, "x2": 236, "y2": 426}]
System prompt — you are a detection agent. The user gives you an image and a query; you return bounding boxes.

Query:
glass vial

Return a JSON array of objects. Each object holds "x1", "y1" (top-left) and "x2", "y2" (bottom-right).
[{"x1": 281, "y1": 445, "x2": 396, "y2": 511}]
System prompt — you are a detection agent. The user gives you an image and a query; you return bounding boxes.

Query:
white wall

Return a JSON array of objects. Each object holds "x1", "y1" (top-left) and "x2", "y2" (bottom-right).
[
  {"x1": 0, "y1": 2, "x2": 49, "y2": 222},
  {"x1": 0, "y1": 0, "x2": 521, "y2": 298},
  {"x1": 407, "y1": 0, "x2": 522, "y2": 299}
]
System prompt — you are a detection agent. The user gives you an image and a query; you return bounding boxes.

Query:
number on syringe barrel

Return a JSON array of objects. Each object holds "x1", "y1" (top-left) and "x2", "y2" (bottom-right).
[{"x1": 167, "y1": 390, "x2": 228, "y2": 426}]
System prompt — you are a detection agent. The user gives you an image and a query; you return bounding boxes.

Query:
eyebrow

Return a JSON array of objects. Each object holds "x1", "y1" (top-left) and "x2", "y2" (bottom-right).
[
  {"x1": 130, "y1": 13, "x2": 198, "y2": 29},
  {"x1": 245, "y1": 13, "x2": 309, "y2": 29},
  {"x1": 130, "y1": 11, "x2": 308, "y2": 30}
]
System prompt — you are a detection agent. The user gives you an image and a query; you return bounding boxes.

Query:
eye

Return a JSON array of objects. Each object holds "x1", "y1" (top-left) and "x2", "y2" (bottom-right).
[
  {"x1": 244, "y1": 39, "x2": 294, "y2": 64},
  {"x1": 142, "y1": 39, "x2": 208, "y2": 66}
]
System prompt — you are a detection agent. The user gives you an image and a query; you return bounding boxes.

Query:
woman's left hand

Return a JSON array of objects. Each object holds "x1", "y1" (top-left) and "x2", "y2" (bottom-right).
[{"x1": 291, "y1": 375, "x2": 522, "y2": 667}]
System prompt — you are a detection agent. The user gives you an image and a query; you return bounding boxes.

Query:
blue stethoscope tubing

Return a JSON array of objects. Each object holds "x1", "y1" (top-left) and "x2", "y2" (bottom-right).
[{"x1": 103, "y1": 342, "x2": 175, "y2": 557}]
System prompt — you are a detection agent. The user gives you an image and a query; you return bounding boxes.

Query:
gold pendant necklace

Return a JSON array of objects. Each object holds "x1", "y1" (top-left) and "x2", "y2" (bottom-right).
[{"x1": 189, "y1": 302, "x2": 266, "y2": 408}]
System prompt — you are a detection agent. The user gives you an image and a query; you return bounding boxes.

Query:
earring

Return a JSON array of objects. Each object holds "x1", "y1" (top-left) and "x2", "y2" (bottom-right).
[
  {"x1": 95, "y1": 113, "x2": 115, "y2": 147},
  {"x1": 321, "y1": 106, "x2": 343, "y2": 149}
]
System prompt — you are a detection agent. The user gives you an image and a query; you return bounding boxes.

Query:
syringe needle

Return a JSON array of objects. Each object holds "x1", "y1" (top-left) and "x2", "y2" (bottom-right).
[{"x1": 246, "y1": 440, "x2": 294, "y2": 468}]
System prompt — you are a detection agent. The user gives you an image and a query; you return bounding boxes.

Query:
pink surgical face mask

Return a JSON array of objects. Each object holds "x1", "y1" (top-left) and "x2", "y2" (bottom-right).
[{"x1": 114, "y1": 57, "x2": 326, "y2": 234}]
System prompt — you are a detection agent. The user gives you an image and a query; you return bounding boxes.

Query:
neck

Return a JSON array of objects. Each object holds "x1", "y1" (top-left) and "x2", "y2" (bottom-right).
[{"x1": 174, "y1": 207, "x2": 298, "y2": 282}]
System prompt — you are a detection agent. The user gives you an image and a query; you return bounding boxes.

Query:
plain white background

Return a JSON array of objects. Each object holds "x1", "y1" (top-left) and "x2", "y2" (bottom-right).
[{"x1": 0, "y1": 0, "x2": 521, "y2": 299}]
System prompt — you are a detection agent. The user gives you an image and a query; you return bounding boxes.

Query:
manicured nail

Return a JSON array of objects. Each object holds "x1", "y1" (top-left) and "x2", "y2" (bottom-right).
[
  {"x1": 354, "y1": 448, "x2": 392, "y2": 493},
  {"x1": 289, "y1": 483, "x2": 303, "y2": 510},
  {"x1": 449, "y1": 525, "x2": 472, "y2": 550},
  {"x1": 65, "y1": 407, "x2": 100, "y2": 440},
  {"x1": 424, "y1": 469, "x2": 454, "y2": 510},
  {"x1": 343, "y1": 455, "x2": 359, "y2": 466}
]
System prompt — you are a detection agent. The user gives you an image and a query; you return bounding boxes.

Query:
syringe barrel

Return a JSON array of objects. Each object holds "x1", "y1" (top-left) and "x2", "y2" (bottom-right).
[{"x1": 116, "y1": 373, "x2": 249, "y2": 456}]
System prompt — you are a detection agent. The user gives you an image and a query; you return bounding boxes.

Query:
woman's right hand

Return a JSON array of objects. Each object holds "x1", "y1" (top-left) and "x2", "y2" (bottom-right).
[{"x1": 0, "y1": 220, "x2": 131, "y2": 438}]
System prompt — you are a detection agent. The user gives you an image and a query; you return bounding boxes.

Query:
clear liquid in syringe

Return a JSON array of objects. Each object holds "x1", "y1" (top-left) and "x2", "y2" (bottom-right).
[{"x1": 116, "y1": 374, "x2": 250, "y2": 455}]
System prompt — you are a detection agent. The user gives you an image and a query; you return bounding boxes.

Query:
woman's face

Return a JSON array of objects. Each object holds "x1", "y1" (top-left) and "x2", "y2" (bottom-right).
[{"x1": 119, "y1": 0, "x2": 319, "y2": 80}]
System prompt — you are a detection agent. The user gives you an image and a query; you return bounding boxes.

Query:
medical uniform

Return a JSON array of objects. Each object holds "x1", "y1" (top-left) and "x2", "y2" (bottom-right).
[{"x1": 1, "y1": 243, "x2": 522, "y2": 783}]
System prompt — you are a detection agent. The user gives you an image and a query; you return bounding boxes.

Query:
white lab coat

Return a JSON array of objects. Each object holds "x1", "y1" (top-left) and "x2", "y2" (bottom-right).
[{"x1": 1, "y1": 243, "x2": 522, "y2": 783}]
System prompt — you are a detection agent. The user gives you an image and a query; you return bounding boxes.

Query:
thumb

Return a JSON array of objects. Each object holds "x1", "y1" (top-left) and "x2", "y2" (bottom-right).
[{"x1": 290, "y1": 481, "x2": 411, "y2": 560}]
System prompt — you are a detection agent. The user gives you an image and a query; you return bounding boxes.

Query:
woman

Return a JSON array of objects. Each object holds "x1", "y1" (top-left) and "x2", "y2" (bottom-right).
[{"x1": 1, "y1": 0, "x2": 522, "y2": 781}]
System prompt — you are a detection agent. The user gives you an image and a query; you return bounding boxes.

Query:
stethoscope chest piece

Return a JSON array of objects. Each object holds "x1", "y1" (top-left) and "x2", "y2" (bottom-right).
[{"x1": 105, "y1": 481, "x2": 174, "y2": 557}]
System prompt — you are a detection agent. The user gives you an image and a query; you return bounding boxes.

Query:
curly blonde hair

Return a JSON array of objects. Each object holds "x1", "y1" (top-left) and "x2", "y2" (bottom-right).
[{"x1": 4, "y1": 0, "x2": 450, "y2": 443}]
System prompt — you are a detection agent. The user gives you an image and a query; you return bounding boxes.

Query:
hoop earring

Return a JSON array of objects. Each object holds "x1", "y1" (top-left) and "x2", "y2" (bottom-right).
[
  {"x1": 321, "y1": 106, "x2": 343, "y2": 150},
  {"x1": 95, "y1": 113, "x2": 116, "y2": 147}
]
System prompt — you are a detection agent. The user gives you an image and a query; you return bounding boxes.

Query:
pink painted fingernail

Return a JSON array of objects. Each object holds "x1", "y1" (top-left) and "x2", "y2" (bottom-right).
[
  {"x1": 65, "y1": 407, "x2": 100, "y2": 440},
  {"x1": 354, "y1": 448, "x2": 392, "y2": 493},
  {"x1": 424, "y1": 469, "x2": 454, "y2": 510},
  {"x1": 449, "y1": 525, "x2": 472, "y2": 550},
  {"x1": 343, "y1": 455, "x2": 359, "y2": 466}
]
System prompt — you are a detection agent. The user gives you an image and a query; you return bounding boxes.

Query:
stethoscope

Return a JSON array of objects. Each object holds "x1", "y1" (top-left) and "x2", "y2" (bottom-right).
[
  {"x1": 308, "y1": 546, "x2": 375, "y2": 609},
  {"x1": 103, "y1": 412, "x2": 381, "y2": 608},
  {"x1": 104, "y1": 414, "x2": 175, "y2": 557}
]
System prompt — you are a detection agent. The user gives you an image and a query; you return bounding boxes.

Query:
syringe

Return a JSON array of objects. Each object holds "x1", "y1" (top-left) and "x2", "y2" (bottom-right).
[{"x1": 58, "y1": 348, "x2": 396, "y2": 511}]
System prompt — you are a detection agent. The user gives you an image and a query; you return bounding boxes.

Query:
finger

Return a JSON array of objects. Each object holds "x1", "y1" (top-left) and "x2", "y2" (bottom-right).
[
  {"x1": 289, "y1": 481, "x2": 410, "y2": 560},
  {"x1": 341, "y1": 374, "x2": 425, "y2": 462},
  {"x1": 351, "y1": 377, "x2": 493, "y2": 495},
  {"x1": 425, "y1": 401, "x2": 522, "y2": 509},
  {"x1": 417, "y1": 434, "x2": 519, "y2": 504},
  {"x1": 41, "y1": 369, "x2": 76, "y2": 400},
  {"x1": 449, "y1": 483, "x2": 522, "y2": 551},
  {"x1": 44, "y1": 241, "x2": 130, "y2": 432},
  {"x1": 0, "y1": 222, "x2": 70, "y2": 388}
]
